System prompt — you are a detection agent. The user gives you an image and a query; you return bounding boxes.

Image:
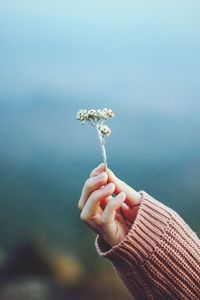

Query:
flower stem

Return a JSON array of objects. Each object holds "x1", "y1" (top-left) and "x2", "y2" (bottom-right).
[{"x1": 96, "y1": 127, "x2": 108, "y2": 173}]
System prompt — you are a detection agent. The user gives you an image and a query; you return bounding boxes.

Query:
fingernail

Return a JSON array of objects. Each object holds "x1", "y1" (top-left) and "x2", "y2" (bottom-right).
[
  {"x1": 102, "y1": 183, "x2": 114, "y2": 191},
  {"x1": 92, "y1": 164, "x2": 104, "y2": 176},
  {"x1": 117, "y1": 192, "x2": 126, "y2": 199},
  {"x1": 95, "y1": 172, "x2": 106, "y2": 181},
  {"x1": 96, "y1": 163, "x2": 104, "y2": 170}
]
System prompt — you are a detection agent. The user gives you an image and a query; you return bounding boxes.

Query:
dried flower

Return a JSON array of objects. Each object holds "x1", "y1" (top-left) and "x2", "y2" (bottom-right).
[
  {"x1": 76, "y1": 108, "x2": 114, "y2": 172},
  {"x1": 76, "y1": 109, "x2": 88, "y2": 124},
  {"x1": 97, "y1": 124, "x2": 111, "y2": 137}
]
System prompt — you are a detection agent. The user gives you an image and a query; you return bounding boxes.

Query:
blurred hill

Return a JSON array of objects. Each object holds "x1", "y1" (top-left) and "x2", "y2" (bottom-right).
[{"x1": 0, "y1": 99, "x2": 199, "y2": 250}]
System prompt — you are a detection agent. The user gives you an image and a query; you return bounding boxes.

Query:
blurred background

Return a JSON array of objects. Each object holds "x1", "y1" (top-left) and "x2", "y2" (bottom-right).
[{"x1": 0, "y1": 0, "x2": 199, "y2": 299}]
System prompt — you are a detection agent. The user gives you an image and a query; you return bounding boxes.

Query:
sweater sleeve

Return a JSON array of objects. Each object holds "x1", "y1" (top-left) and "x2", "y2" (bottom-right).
[{"x1": 95, "y1": 190, "x2": 200, "y2": 300}]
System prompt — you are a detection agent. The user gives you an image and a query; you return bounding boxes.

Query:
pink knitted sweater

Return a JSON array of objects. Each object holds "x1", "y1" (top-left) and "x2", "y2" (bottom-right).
[{"x1": 95, "y1": 190, "x2": 200, "y2": 299}]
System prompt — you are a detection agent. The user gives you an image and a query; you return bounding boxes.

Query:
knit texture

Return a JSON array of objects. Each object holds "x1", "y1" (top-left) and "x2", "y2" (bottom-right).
[{"x1": 95, "y1": 190, "x2": 200, "y2": 299}]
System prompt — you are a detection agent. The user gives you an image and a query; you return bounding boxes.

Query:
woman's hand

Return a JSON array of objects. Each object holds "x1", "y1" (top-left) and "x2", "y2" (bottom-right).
[{"x1": 78, "y1": 164, "x2": 142, "y2": 247}]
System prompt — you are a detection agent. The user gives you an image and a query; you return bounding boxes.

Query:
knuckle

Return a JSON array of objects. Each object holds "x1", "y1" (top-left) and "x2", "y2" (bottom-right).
[
  {"x1": 101, "y1": 217, "x2": 108, "y2": 226},
  {"x1": 85, "y1": 178, "x2": 94, "y2": 190},
  {"x1": 80, "y1": 212, "x2": 87, "y2": 222}
]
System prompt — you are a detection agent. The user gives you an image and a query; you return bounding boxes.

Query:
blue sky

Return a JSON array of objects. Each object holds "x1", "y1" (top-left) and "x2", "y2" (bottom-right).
[{"x1": 0, "y1": 1, "x2": 199, "y2": 115}]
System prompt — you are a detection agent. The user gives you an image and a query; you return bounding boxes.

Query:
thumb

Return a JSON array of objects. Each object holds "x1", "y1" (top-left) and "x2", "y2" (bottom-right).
[{"x1": 107, "y1": 168, "x2": 141, "y2": 208}]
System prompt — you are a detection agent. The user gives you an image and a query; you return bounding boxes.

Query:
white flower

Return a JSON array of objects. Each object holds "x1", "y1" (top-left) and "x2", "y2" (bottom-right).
[
  {"x1": 87, "y1": 109, "x2": 96, "y2": 118},
  {"x1": 101, "y1": 108, "x2": 114, "y2": 120},
  {"x1": 76, "y1": 107, "x2": 115, "y2": 171},
  {"x1": 97, "y1": 124, "x2": 111, "y2": 137},
  {"x1": 107, "y1": 109, "x2": 115, "y2": 119},
  {"x1": 76, "y1": 108, "x2": 113, "y2": 135},
  {"x1": 76, "y1": 108, "x2": 114, "y2": 123},
  {"x1": 76, "y1": 109, "x2": 88, "y2": 122}
]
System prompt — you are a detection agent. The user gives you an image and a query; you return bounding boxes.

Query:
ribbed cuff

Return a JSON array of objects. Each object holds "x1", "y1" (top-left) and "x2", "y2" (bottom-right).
[{"x1": 95, "y1": 190, "x2": 173, "y2": 268}]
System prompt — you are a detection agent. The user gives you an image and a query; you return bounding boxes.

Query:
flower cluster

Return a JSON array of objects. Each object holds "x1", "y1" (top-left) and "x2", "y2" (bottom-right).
[
  {"x1": 76, "y1": 109, "x2": 88, "y2": 123},
  {"x1": 97, "y1": 124, "x2": 111, "y2": 137},
  {"x1": 76, "y1": 108, "x2": 114, "y2": 124},
  {"x1": 76, "y1": 108, "x2": 114, "y2": 171}
]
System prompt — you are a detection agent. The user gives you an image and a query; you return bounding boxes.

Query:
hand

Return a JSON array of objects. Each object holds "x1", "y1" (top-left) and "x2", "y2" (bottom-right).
[{"x1": 78, "y1": 164, "x2": 142, "y2": 247}]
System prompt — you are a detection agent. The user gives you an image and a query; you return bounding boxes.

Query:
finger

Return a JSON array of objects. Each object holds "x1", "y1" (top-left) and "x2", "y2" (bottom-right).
[
  {"x1": 100, "y1": 195, "x2": 112, "y2": 210},
  {"x1": 80, "y1": 183, "x2": 115, "y2": 222},
  {"x1": 121, "y1": 202, "x2": 140, "y2": 221},
  {"x1": 101, "y1": 192, "x2": 126, "y2": 226},
  {"x1": 78, "y1": 171, "x2": 108, "y2": 210},
  {"x1": 100, "y1": 195, "x2": 129, "y2": 224},
  {"x1": 107, "y1": 169, "x2": 141, "y2": 208},
  {"x1": 89, "y1": 163, "x2": 105, "y2": 177}
]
